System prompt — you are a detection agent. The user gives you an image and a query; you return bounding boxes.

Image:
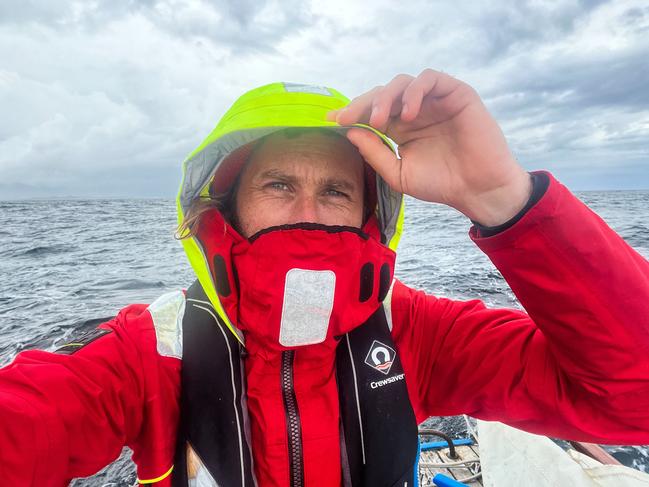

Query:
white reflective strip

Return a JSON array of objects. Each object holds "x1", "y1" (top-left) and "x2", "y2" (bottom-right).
[
  {"x1": 280, "y1": 268, "x2": 335, "y2": 347},
  {"x1": 346, "y1": 334, "x2": 366, "y2": 464},
  {"x1": 283, "y1": 82, "x2": 332, "y2": 96},
  {"x1": 187, "y1": 298, "x2": 214, "y2": 309},
  {"x1": 238, "y1": 358, "x2": 259, "y2": 487},
  {"x1": 187, "y1": 297, "x2": 246, "y2": 345},
  {"x1": 194, "y1": 304, "x2": 246, "y2": 486},
  {"x1": 148, "y1": 291, "x2": 185, "y2": 359},
  {"x1": 382, "y1": 279, "x2": 396, "y2": 332}
]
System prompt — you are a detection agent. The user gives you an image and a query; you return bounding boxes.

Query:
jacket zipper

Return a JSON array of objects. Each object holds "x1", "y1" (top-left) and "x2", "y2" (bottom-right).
[{"x1": 281, "y1": 350, "x2": 304, "y2": 487}]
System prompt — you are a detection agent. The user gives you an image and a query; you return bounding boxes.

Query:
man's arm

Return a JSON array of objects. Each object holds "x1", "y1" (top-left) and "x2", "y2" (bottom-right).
[
  {"x1": 0, "y1": 303, "x2": 181, "y2": 486},
  {"x1": 391, "y1": 174, "x2": 649, "y2": 444}
]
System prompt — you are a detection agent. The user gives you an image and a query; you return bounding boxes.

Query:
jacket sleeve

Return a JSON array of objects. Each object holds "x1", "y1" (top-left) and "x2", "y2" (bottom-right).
[
  {"x1": 391, "y1": 172, "x2": 649, "y2": 445},
  {"x1": 0, "y1": 302, "x2": 181, "y2": 486}
]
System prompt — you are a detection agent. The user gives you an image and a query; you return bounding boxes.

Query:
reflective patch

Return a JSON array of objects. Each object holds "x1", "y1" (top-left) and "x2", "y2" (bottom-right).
[
  {"x1": 55, "y1": 328, "x2": 111, "y2": 355},
  {"x1": 283, "y1": 82, "x2": 333, "y2": 96},
  {"x1": 279, "y1": 268, "x2": 335, "y2": 347},
  {"x1": 148, "y1": 291, "x2": 185, "y2": 359}
]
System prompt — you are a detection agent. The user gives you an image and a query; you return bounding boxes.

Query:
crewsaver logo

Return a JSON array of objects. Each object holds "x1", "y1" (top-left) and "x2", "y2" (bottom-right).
[{"x1": 364, "y1": 340, "x2": 396, "y2": 375}]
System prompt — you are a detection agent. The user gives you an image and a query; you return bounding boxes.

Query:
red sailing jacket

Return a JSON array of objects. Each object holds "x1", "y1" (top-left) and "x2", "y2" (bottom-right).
[{"x1": 1, "y1": 174, "x2": 649, "y2": 486}]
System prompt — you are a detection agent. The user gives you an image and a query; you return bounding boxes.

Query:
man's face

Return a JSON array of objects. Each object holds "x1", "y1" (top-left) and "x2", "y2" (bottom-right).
[{"x1": 235, "y1": 131, "x2": 366, "y2": 238}]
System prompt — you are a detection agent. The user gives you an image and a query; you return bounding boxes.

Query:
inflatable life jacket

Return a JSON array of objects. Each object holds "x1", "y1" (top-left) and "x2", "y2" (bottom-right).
[
  {"x1": 172, "y1": 281, "x2": 418, "y2": 487},
  {"x1": 173, "y1": 82, "x2": 417, "y2": 486}
]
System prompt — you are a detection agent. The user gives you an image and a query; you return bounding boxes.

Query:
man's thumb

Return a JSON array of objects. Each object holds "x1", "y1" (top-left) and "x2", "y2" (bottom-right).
[{"x1": 346, "y1": 128, "x2": 402, "y2": 192}]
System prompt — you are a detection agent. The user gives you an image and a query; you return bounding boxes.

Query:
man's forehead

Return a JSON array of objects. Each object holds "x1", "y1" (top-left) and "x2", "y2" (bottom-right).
[
  {"x1": 210, "y1": 129, "x2": 365, "y2": 195},
  {"x1": 247, "y1": 130, "x2": 365, "y2": 174}
]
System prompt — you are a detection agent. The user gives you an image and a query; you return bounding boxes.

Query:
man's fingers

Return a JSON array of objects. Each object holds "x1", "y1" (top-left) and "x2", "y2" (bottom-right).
[
  {"x1": 334, "y1": 70, "x2": 471, "y2": 135},
  {"x1": 335, "y1": 87, "x2": 381, "y2": 126},
  {"x1": 346, "y1": 128, "x2": 402, "y2": 193},
  {"x1": 367, "y1": 74, "x2": 413, "y2": 131},
  {"x1": 336, "y1": 75, "x2": 413, "y2": 129},
  {"x1": 401, "y1": 69, "x2": 464, "y2": 121}
]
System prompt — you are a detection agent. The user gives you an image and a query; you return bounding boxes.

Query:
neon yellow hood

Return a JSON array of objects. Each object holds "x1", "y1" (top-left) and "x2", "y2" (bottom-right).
[{"x1": 176, "y1": 82, "x2": 404, "y2": 341}]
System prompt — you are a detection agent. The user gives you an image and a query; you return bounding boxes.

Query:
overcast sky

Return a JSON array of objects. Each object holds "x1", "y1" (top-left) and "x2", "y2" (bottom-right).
[{"x1": 0, "y1": 0, "x2": 647, "y2": 198}]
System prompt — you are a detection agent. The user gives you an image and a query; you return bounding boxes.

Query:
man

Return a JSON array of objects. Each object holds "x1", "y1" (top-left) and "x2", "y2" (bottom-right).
[{"x1": 1, "y1": 70, "x2": 648, "y2": 487}]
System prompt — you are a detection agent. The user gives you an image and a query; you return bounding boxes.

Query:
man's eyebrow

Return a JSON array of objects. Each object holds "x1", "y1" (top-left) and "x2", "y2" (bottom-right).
[
  {"x1": 257, "y1": 169, "x2": 297, "y2": 182},
  {"x1": 317, "y1": 177, "x2": 357, "y2": 192},
  {"x1": 256, "y1": 169, "x2": 358, "y2": 192}
]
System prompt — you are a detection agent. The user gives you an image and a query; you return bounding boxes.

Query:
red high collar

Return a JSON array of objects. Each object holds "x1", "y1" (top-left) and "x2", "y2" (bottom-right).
[{"x1": 196, "y1": 210, "x2": 396, "y2": 354}]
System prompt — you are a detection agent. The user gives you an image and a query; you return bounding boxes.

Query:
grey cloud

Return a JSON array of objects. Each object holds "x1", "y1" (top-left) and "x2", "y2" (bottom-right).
[
  {"x1": 139, "y1": 0, "x2": 314, "y2": 55},
  {"x1": 483, "y1": 4, "x2": 649, "y2": 112},
  {"x1": 0, "y1": 0, "x2": 647, "y2": 199},
  {"x1": 466, "y1": 0, "x2": 610, "y2": 63},
  {"x1": 497, "y1": 49, "x2": 649, "y2": 113},
  {"x1": 0, "y1": 0, "x2": 314, "y2": 55},
  {"x1": 459, "y1": 2, "x2": 649, "y2": 187},
  {"x1": 0, "y1": 68, "x2": 197, "y2": 195},
  {"x1": 0, "y1": 0, "x2": 75, "y2": 25}
]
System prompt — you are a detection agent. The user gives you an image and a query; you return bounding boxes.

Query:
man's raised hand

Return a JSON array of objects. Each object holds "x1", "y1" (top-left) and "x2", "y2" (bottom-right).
[{"x1": 329, "y1": 69, "x2": 532, "y2": 227}]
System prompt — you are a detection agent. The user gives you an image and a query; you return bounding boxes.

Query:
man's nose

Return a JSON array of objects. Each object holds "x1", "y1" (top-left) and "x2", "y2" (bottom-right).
[{"x1": 293, "y1": 195, "x2": 321, "y2": 224}]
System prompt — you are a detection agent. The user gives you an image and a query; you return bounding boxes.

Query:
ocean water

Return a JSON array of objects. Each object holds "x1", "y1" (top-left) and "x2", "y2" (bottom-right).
[{"x1": 0, "y1": 190, "x2": 648, "y2": 485}]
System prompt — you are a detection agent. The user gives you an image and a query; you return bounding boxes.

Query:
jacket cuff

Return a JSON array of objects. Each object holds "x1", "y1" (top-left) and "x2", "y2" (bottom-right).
[
  {"x1": 471, "y1": 172, "x2": 550, "y2": 237},
  {"x1": 469, "y1": 170, "x2": 563, "y2": 249}
]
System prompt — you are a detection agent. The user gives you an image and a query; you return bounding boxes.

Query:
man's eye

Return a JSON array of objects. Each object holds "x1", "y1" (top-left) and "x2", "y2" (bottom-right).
[
  {"x1": 267, "y1": 182, "x2": 290, "y2": 191},
  {"x1": 325, "y1": 189, "x2": 349, "y2": 198}
]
